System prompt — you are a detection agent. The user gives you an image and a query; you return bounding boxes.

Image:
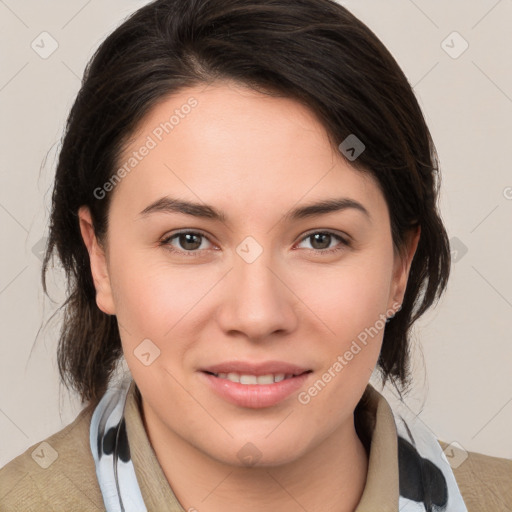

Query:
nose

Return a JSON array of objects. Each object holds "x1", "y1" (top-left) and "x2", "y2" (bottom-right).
[{"x1": 216, "y1": 246, "x2": 299, "y2": 343}]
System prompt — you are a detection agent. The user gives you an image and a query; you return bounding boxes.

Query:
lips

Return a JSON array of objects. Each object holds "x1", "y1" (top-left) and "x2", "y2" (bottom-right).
[
  {"x1": 201, "y1": 361, "x2": 311, "y2": 376},
  {"x1": 199, "y1": 361, "x2": 313, "y2": 408},
  {"x1": 210, "y1": 373, "x2": 292, "y2": 384}
]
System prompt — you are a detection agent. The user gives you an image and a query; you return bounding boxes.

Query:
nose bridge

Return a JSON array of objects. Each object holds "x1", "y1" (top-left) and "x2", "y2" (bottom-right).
[
  {"x1": 235, "y1": 237, "x2": 282, "y2": 308},
  {"x1": 236, "y1": 247, "x2": 277, "y2": 299},
  {"x1": 219, "y1": 236, "x2": 297, "y2": 339}
]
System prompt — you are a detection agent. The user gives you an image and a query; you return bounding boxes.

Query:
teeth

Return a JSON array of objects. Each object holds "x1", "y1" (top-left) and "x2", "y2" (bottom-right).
[
  {"x1": 256, "y1": 374, "x2": 274, "y2": 384},
  {"x1": 212, "y1": 372, "x2": 297, "y2": 384},
  {"x1": 240, "y1": 375, "x2": 258, "y2": 384}
]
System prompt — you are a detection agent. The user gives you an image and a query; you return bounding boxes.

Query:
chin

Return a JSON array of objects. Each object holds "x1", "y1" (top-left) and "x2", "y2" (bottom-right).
[{"x1": 205, "y1": 434, "x2": 310, "y2": 469}]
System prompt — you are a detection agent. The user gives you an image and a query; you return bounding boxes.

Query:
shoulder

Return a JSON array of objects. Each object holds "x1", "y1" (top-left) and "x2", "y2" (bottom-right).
[
  {"x1": 438, "y1": 440, "x2": 512, "y2": 511},
  {"x1": 0, "y1": 403, "x2": 105, "y2": 512}
]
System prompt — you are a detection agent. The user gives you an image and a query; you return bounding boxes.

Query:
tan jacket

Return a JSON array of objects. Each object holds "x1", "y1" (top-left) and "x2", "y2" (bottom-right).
[{"x1": 1, "y1": 381, "x2": 511, "y2": 511}]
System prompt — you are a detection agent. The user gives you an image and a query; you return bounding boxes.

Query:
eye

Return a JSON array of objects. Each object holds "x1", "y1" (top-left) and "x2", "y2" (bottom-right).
[
  {"x1": 296, "y1": 231, "x2": 351, "y2": 255},
  {"x1": 159, "y1": 230, "x2": 215, "y2": 257},
  {"x1": 159, "y1": 229, "x2": 351, "y2": 257}
]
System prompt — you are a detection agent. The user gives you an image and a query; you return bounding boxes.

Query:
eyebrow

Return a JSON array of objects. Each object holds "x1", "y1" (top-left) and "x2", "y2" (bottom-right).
[{"x1": 139, "y1": 196, "x2": 371, "y2": 223}]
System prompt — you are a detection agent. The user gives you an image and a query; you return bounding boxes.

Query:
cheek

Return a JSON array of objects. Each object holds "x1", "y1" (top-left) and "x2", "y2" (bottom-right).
[
  {"x1": 303, "y1": 255, "x2": 393, "y2": 332},
  {"x1": 109, "y1": 258, "x2": 199, "y2": 388},
  {"x1": 301, "y1": 252, "x2": 394, "y2": 381},
  {"x1": 108, "y1": 231, "x2": 196, "y2": 310},
  {"x1": 107, "y1": 246, "x2": 194, "y2": 341}
]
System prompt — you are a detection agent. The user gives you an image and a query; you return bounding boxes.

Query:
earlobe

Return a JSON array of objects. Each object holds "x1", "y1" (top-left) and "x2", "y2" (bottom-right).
[
  {"x1": 78, "y1": 206, "x2": 116, "y2": 315},
  {"x1": 390, "y1": 225, "x2": 421, "y2": 308}
]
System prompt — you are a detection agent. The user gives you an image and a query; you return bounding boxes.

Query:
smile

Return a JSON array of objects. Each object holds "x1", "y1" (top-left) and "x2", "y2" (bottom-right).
[
  {"x1": 201, "y1": 369, "x2": 313, "y2": 408},
  {"x1": 206, "y1": 372, "x2": 307, "y2": 384}
]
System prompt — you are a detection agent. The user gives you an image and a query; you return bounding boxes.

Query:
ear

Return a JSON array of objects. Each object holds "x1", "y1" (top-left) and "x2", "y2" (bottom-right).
[
  {"x1": 78, "y1": 206, "x2": 116, "y2": 315},
  {"x1": 388, "y1": 225, "x2": 421, "y2": 311}
]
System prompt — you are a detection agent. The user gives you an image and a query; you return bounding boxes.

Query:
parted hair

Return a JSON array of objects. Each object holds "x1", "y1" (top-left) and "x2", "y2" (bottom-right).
[{"x1": 43, "y1": 0, "x2": 451, "y2": 406}]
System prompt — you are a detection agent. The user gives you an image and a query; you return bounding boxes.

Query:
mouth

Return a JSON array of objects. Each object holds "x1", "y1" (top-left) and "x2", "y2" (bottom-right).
[
  {"x1": 199, "y1": 362, "x2": 313, "y2": 408},
  {"x1": 202, "y1": 370, "x2": 312, "y2": 385}
]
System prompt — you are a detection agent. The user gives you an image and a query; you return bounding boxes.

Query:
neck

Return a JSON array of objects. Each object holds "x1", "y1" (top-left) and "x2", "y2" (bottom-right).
[{"x1": 141, "y1": 400, "x2": 369, "y2": 512}]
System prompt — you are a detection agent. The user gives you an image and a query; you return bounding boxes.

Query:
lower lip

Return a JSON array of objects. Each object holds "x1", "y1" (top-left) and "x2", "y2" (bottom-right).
[{"x1": 200, "y1": 371, "x2": 311, "y2": 408}]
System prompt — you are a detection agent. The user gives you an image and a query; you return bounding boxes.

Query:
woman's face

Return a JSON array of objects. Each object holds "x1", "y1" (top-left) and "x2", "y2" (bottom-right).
[{"x1": 80, "y1": 81, "x2": 418, "y2": 467}]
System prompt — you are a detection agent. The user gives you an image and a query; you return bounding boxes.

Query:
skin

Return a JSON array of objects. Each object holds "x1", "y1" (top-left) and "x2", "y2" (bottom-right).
[{"x1": 79, "y1": 81, "x2": 420, "y2": 512}]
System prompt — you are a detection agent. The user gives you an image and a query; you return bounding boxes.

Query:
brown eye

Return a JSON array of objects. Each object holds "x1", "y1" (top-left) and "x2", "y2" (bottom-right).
[
  {"x1": 297, "y1": 231, "x2": 350, "y2": 255},
  {"x1": 160, "y1": 231, "x2": 213, "y2": 256},
  {"x1": 175, "y1": 233, "x2": 203, "y2": 251},
  {"x1": 309, "y1": 233, "x2": 333, "y2": 250}
]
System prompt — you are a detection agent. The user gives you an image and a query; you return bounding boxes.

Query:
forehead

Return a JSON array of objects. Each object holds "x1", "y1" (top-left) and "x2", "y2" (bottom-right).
[{"x1": 110, "y1": 81, "x2": 386, "y2": 224}]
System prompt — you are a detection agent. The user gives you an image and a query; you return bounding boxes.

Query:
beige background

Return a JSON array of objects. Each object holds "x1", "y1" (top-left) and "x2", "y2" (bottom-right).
[{"x1": 0, "y1": 0, "x2": 511, "y2": 467}]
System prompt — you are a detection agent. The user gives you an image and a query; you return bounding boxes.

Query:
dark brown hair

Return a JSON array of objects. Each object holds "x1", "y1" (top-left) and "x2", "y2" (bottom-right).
[{"x1": 43, "y1": 0, "x2": 450, "y2": 406}]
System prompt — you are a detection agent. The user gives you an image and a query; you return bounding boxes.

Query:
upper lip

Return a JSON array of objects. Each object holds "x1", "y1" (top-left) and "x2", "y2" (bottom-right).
[{"x1": 201, "y1": 361, "x2": 312, "y2": 376}]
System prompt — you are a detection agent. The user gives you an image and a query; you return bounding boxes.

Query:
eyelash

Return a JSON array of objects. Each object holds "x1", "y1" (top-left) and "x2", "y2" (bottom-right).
[{"x1": 159, "y1": 230, "x2": 351, "y2": 258}]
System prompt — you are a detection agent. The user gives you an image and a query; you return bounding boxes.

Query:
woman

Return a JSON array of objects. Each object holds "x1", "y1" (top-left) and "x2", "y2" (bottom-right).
[{"x1": 1, "y1": 0, "x2": 510, "y2": 510}]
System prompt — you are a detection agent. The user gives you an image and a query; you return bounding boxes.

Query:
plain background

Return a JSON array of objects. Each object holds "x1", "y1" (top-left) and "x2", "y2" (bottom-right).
[{"x1": 0, "y1": 0, "x2": 511, "y2": 467}]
